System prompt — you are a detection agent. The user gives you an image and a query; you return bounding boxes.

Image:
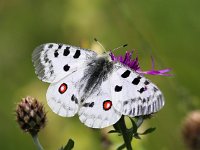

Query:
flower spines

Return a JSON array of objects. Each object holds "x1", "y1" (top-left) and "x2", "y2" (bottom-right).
[{"x1": 110, "y1": 51, "x2": 140, "y2": 70}]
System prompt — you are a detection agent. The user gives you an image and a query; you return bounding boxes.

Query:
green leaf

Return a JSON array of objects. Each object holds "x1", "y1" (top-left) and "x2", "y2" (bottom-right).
[
  {"x1": 133, "y1": 133, "x2": 141, "y2": 139},
  {"x1": 140, "y1": 127, "x2": 156, "y2": 135},
  {"x1": 108, "y1": 130, "x2": 118, "y2": 134},
  {"x1": 113, "y1": 123, "x2": 121, "y2": 132},
  {"x1": 128, "y1": 117, "x2": 138, "y2": 133},
  {"x1": 117, "y1": 143, "x2": 126, "y2": 150},
  {"x1": 62, "y1": 139, "x2": 74, "y2": 150}
]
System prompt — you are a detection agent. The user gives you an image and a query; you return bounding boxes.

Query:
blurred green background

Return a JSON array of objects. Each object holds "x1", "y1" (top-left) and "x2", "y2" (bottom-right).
[{"x1": 1, "y1": 0, "x2": 200, "y2": 149}]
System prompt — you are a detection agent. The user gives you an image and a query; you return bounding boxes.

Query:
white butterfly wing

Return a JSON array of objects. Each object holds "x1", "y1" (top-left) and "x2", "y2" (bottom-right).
[
  {"x1": 111, "y1": 63, "x2": 164, "y2": 117},
  {"x1": 32, "y1": 42, "x2": 165, "y2": 129},
  {"x1": 46, "y1": 69, "x2": 85, "y2": 117},
  {"x1": 32, "y1": 43, "x2": 97, "y2": 83},
  {"x1": 78, "y1": 79, "x2": 122, "y2": 128}
]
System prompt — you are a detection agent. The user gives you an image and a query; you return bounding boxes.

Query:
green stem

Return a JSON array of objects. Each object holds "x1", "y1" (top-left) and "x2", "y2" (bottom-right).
[
  {"x1": 32, "y1": 134, "x2": 44, "y2": 150},
  {"x1": 118, "y1": 116, "x2": 132, "y2": 150}
]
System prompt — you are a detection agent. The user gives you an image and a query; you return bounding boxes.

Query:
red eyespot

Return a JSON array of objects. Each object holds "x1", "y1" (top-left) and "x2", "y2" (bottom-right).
[
  {"x1": 58, "y1": 83, "x2": 67, "y2": 94},
  {"x1": 103, "y1": 100, "x2": 112, "y2": 111}
]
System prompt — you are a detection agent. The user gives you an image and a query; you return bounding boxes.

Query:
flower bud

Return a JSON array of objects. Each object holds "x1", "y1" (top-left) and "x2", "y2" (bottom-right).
[
  {"x1": 182, "y1": 110, "x2": 200, "y2": 150},
  {"x1": 16, "y1": 96, "x2": 47, "y2": 136}
]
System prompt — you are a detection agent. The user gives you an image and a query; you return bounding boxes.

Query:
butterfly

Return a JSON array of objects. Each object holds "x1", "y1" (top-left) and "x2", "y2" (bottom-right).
[{"x1": 32, "y1": 43, "x2": 164, "y2": 128}]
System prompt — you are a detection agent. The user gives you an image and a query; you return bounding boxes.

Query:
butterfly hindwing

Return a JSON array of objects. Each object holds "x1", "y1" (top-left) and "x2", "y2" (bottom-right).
[
  {"x1": 78, "y1": 78, "x2": 122, "y2": 128},
  {"x1": 111, "y1": 63, "x2": 164, "y2": 117},
  {"x1": 46, "y1": 69, "x2": 85, "y2": 117},
  {"x1": 32, "y1": 43, "x2": 97, "y2": 83}
]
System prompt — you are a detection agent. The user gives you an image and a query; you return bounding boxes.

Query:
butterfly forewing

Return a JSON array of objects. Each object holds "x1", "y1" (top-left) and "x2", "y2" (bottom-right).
[
  {"x1": 32, "y1": 43, "x2": 97, "y2": 83},
  {"x1": 111, "y1": 63, "x2": 164, "y2": 117}
]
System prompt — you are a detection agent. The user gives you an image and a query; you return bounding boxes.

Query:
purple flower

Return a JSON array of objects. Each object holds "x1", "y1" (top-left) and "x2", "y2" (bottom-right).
[{"x1": 110, "y1": 51, "x2": 171, "y2": 76}]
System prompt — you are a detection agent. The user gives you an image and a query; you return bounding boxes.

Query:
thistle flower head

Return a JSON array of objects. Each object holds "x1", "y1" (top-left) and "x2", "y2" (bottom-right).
[
  {"x1": 110, "y1": 51, "x2": 140, "y2": 71},
  {"x1": 110, "y1": 51, "x2": 171, "y2": 76},
  {"x1": 16, "y1": 96, "x2": 47, "y2": 136}
]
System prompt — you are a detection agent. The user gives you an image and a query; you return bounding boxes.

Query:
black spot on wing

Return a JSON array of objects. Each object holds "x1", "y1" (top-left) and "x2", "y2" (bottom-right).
[
  {"x1": 83, "y1": 102, "x2": 94, "y2": 107},
  {"x1": 121, "y1": 70, "x2": 131, "y2": 78},
  {"x1": 132, "y1": 76, "x2": 141, "y2": 85},
  {"x1": 71, "y1": 95, "x2": 78, "y2": 104},
  {"x1": 153, "y1": 87, "x2": 158, "y2": 92},
  {"x1": 80, "y1": 98, "x2": 84, "y2": 103},
  {"x1": 58, "y1": 44, "x2": 62, "y2": 49},
  {"x1": 54, "y1": 50, "x2": 59, "y2": 57},
  {"x1": 73, "y1": 50, "x2": 81, "y2": 58},
  {"x1": 63, "y1": 47, "x2": 70, "y2": 56},
  {"x1": 123, "y1": 101, "x2": 128, "y2": 105},
  {"x1": 144, "y1": 80, "x2": 149, "y2": 85},
  {"x1": 115, "y1": 85, "x2": 122, "y2": 92},
  {"x1": 138, "y1": 87, "x2": 146, "y2": 93},
  {"x1": 89, "y1": 102, "x2": 94, "y2": 107},
  {"x1": 48, "y1": 44, "x2": 53, "y2": 48},
  {"x1": 50, "y1": 70, "x2": 54, "y2": 75},
  {"x1": 63, "y1": 64, "x2": 70, "y2": 71},
  {"x1": 44, "y1": 54, "x2": 49, "y2": 63}
]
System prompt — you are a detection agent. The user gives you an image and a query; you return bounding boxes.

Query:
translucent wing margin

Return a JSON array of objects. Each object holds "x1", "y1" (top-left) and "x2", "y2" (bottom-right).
[
  {"x1": 32, "y1": 43, "x2": 97, "y2": 83},
  {"x1": 111, "y1": 63, "x2": 164, "y2": 117}
]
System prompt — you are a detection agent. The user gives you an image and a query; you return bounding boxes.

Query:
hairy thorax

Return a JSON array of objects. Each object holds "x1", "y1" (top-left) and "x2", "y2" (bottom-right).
[{"x1": 79, "y1": 56, "x2": 114, "y2": 100}]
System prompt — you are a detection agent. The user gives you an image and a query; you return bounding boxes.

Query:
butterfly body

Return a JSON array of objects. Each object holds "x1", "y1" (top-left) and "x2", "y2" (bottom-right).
[
  {"x1": 78, "y1": 55, "x2": 114, "y2": 101},
  {"x1": 32, "y1": 43, "x2": 164, "y2": 128}
]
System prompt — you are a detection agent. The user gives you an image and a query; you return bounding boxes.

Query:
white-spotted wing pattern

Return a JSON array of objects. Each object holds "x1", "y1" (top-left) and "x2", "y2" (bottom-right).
[{"x1": 32, "y1": 43, "x2": 165, "y2": 128}]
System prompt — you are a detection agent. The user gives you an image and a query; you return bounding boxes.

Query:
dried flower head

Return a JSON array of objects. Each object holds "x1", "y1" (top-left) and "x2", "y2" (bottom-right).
[
  {"x1": 110, "y1": 51, "x2": 171, "y2": 76},
  {"x1": 182, "y1": 110, "x2": 200, "y2": 150},
  {"x1": 16, "y1": 96, "x2": 47, "y2": 136}
]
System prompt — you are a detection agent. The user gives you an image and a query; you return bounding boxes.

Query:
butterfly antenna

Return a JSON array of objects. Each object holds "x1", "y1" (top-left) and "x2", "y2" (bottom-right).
[
  {"x1": 94, "y1": 38, "x2": 106, "y2": 52},
  {"x1": 112, "y1": 44, "x2": 128, "y2": 52}
]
